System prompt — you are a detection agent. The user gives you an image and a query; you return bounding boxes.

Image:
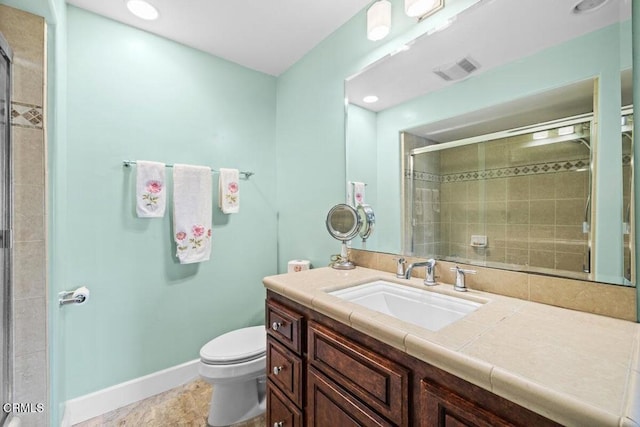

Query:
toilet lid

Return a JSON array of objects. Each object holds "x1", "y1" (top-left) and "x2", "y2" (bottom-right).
[{"x1": 200, "y1": 325, "x2": 266, "y2": 364}]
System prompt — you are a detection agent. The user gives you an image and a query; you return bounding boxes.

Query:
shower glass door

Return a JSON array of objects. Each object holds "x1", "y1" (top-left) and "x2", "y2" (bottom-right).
[{"x1": 0, "y1": 33, "x2": 12, "y2": 427}]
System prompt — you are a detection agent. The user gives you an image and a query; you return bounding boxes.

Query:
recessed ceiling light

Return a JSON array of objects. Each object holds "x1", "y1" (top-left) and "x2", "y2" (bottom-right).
[
  {"x1": 126, "y1": 0, "x2": 159, "y2": 20},
  {"x1": 363, "y1": 95, "x2": 379, "y2": 104},
  {"x1": 572, "y1": 0, "x2": 609, "y2": 14}
]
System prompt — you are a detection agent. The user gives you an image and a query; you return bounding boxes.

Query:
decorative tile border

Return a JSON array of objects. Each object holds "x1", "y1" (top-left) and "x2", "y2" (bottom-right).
[
  {"x1": 11, "y1": 101, "x2": 43, "y2": 129},
  {"x1": 406, "y1": 157, "x2": 599, "y2": 183}
]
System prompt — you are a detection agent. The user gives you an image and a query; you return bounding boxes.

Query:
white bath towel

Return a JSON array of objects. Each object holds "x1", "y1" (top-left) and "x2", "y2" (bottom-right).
[
  {"x1": 432, "y1": 189, "x2": 441, "y2": 213},
  {"x1": 414, "y1": 187, "x2": 423, "y2": 216},
  {"x1": 136, "y1": 160, "x2": 166, "y2": 218},
  {"x1": 352, "y1": 182, "x2": 365, "y2": 206},
  {"x1": 173, "y1": 164, "x2": 212, "y2": 264},
  {"x1": 218, "y1": 168, "x2": 240, "y2": 214}
]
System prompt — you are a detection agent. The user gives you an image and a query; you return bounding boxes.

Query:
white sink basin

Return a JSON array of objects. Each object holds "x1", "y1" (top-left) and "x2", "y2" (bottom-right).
[{"x1": 329, "y1": 280, "x2": 482, "y2": 331}]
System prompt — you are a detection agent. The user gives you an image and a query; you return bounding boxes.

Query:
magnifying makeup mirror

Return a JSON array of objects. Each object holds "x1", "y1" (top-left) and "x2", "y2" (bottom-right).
[
  {"x1": 326, "y1": 203, "x2": 375, "y2": 269},
  {"x1": 326, "y1": 204, "x2": 361, "y2": 269}
]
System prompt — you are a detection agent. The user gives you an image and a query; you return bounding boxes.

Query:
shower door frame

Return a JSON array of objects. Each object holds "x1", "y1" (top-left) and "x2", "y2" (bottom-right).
[
  {"x1": 403, "y1": 113, "x2": 597, "y2": 279},
  {"x1": 0, "y1": 30, "x2": 13, "y2": 427}
]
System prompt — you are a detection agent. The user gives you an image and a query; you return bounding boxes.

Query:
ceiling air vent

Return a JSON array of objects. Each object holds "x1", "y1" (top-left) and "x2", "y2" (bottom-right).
[{"x1": 433, "y1": 56, "x2": 480, "y2": 81}]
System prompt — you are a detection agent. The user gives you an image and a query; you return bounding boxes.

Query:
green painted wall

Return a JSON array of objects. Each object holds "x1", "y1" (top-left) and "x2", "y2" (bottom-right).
[
  {"x1": 62, "y1": 6, "x2": 277, "y2": 398},
  {"x1": 346, "y1": 104, "x2": 379, "y2": 249},
  {"x1": 275, "y1": 0, "x2": 480, "y2": 272}
]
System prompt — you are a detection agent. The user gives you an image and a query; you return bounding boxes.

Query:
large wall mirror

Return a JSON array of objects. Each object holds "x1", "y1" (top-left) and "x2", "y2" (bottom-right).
[{"x1": 345, "y1": 0, "x2": 633, "y2": 286}]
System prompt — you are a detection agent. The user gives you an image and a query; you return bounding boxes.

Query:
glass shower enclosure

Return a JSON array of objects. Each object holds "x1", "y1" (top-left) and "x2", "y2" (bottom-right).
[{"x1": 0, "y1": 32, "x2": 12, "y2": 427}]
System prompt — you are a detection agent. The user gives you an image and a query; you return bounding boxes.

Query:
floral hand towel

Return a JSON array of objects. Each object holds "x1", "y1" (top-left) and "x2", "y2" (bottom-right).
[
  {"x1": 352, "y1": 181, "x2": 365, "y2": 206},
  {"x1": 136, "y1": 160, "x2": 166, "y2": 218},
  {"x1": 173, "y1": 164, "x2": 212, "y2": 264},
  {"x1": 218, "y1": 168, "x2": 240, "y2": 214}
]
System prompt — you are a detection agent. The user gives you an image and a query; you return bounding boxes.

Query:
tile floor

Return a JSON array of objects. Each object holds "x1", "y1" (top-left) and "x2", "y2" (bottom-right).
[{"x1": 73, "y1": 380, "x2": 265, "y2": 427}]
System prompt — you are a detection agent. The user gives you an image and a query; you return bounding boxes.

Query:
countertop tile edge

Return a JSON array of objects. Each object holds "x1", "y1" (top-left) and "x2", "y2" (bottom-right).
[
  {"x1": 623, "y1": 330, "x2": 640, "y2": 425},
  {"x1": 405, "y1": 333, "x2": 493, "y2": 392},
  {"x1": 491, "y1": 366, "x2": 620, "y2": 427}
]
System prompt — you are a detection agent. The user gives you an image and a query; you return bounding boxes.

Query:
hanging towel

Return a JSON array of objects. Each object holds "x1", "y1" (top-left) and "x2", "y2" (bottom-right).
[
  {"x1": 432, "y1": 189, "x2": 441, "y2": 213},
  {"x1": 218, "y1": 168, "x2": 240, "y2": 214},
  {"x1": 173, "y1": 164, "x2": 212, "y2": 264},
  {"x1": 136, "y1": 160, "x2": 166, "y2": 218},
  {"x1": 414, "y1": 187, "x2": 423, "y2": 216},
  {"x1": 352, "y1": 182, "x2": 365, "y2": 206}
]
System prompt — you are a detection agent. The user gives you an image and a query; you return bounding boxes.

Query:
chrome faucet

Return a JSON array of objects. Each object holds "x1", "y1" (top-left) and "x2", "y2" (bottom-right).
[
  {"x1": 450, "y1": 266, "x2": 476, "y2": 292},
  {"x1": 395, "y1": 258, "x2": 406, "y2": 278},
  {"x1": 404, "y1": 258, "x2": 437, "y2": 286}
]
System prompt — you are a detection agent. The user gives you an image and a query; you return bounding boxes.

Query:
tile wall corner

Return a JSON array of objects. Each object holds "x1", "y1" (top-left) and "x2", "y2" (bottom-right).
[{"x1": 1, "y1": 5, "x2": 48, "y2": 426}]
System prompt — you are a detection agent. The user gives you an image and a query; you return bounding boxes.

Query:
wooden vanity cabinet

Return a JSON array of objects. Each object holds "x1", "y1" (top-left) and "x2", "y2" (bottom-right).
[
  {"x1": 266, "y1": 291, "x2": 559, "y2": 427},
  {"x1": 266, "y1": 299, "x2": 305, "y2": 427}
]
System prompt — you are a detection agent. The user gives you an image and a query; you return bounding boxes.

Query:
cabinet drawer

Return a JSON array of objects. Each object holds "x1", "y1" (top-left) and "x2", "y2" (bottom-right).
[
  {"x1": 267, "y1": 381, "x2": 303, "y2": 427},
  {"x1": 308, "y1": 321, "x2": 409, "y2": 426},
  {"x1": 307, "y1": 366, "x2": 393, "y2": 427},
  {"x1": 420, "y1": 380, "x2": 512, "y2": 427},
  {"x1": 267, "y1": 299, "x2": 304, "y2": 354},
  {"x1": 267, "y1": 337, "x2": 303, "y2": 407}
]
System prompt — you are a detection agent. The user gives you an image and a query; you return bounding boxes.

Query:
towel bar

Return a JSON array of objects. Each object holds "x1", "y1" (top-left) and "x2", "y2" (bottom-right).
[{"x1": 122, "y1": 160, "x2": 254, "y2": 179}]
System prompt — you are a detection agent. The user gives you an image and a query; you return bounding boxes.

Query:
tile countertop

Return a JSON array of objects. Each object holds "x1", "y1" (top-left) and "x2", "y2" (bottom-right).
[{"x1": 263, "y1": 267, "x2": 640, "y2": 427}]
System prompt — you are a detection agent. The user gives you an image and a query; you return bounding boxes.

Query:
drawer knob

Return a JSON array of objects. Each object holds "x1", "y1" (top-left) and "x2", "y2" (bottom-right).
[
  {"x1": 271, "y1": 321, "x2": 282, "y2": 331},
  {"x1": 273, "y1": 422, "x2": 284, "y2": 427},
  {"x1": 273, "y1": 366, "x2": 283, "y2": 375}
]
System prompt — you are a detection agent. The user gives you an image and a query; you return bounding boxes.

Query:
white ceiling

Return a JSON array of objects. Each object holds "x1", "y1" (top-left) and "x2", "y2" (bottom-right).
[
  {"x1": 347, "y1": 0, "x2": 632, "y2": 112},
  {"x1": 66, "y1": 0, "x2": 371, "y2": 76}
]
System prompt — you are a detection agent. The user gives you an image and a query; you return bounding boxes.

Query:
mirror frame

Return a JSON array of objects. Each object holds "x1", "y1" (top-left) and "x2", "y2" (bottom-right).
[{"x1": 326, "y1": 204, "x2": 361, "y2": 242}]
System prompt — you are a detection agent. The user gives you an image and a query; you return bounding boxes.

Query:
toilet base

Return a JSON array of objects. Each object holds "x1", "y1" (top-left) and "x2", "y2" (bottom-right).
[{"x1": 206, "y1": 376, "x2": 266, "y2": 426}]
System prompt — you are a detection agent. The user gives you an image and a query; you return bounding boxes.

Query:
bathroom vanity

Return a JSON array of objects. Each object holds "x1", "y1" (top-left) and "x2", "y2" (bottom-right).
[{"x1": 263, "y1": 267, "x2": 640, "y2": 426}]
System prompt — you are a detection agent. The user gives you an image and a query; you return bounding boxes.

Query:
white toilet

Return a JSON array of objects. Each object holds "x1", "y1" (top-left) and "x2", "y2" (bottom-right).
[{"x1": 198, "y1": 325, "x2": 267, "y2": 426}]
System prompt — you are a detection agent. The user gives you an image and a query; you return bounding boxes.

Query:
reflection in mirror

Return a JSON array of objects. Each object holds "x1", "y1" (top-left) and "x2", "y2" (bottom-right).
[
  {"x1": 357, "y1": 204, "x2": 376, "y2": 244},
  {"x1": 404, "y1": 113, "x2": 594, "y2": 281},
  {"x1": 345, "y1": 0, "x2": 632, "y2": 285},
  {"x1": 622, "y1": 111, "x2": 634, "y2": 283}
]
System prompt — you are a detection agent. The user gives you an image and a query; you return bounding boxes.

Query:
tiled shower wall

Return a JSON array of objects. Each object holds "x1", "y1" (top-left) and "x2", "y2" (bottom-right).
[
  {"x1": 0, "y1": 5, "x2": 48, "y2": 427},
  {"x1": 406, "y1": 130, "x2": 592, "y2": 277}
]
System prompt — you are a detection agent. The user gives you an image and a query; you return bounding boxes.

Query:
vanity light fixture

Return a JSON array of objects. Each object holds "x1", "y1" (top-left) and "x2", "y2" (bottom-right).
[
  {"x1": 126, "y1": 0, "x2": 159, "y2": 20},
  {"x1": 558, "y1": 125, "x2": 575, "y2": 136},
  {"x1": 363, "y1": 95, "x2": 379, "y2": 103},
  {"x1": 405, "y1": 0, "x2": 444, "y2": 19},
  {"x1": 367, "y1": 0, "x2": 392, "y2": 41},
  {"x1": 533, "y1": 130, "x2": 549, "y2": 140}
]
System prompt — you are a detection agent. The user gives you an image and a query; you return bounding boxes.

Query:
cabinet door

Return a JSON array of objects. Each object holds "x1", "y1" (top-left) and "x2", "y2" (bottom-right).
[
  {"x1": 308, "y1": 321, "x2": 409, "y2": 426},
  {"x1": 267, "y1": 337, "x2": 303, "y2": 407},
  {"x1": 268, "y1": 381, "x2": 302, "y2": 427},
  {"x1": 420, "y1": 380, "x2": 512, "y2": 427},
  {"x1": 307, "y1": 367, "x2": 393, "y2": 427}
]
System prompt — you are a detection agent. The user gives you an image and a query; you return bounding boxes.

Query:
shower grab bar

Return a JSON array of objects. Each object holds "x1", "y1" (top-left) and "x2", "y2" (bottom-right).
[{"x1": 122, "y1": 160, "x2": 254, "y2": 179}]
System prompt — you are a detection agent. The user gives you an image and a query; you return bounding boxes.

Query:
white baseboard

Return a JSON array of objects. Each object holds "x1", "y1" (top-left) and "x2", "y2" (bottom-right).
[{"x1": 62, "y1": 359, "x2": 200, "y2": 426}]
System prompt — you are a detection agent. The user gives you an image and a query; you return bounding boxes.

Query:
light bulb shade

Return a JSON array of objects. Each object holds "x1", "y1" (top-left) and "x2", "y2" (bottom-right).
[
  {"x1": 367, "y1": 0, "x2": 391, "y2": 41},
  {"x1": 405, "y1": 0, "x2": 441, "y2": 18}
]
